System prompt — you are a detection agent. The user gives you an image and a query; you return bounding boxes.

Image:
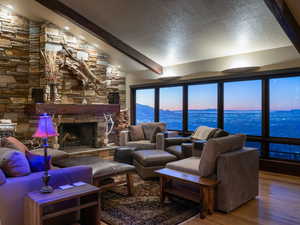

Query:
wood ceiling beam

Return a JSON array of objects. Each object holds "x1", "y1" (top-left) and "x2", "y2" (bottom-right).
[
  {"x1": 35, "y1": 0, "x2": 163, "y2": 74},
  {"x1": 264, "y1": 0, "x2": 300, "y2": 54}
]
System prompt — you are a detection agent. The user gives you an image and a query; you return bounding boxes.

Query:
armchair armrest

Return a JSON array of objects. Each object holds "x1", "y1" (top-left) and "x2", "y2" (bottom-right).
[{"x1": 119, "y1": 130, "x2": 129, "y2": 146}]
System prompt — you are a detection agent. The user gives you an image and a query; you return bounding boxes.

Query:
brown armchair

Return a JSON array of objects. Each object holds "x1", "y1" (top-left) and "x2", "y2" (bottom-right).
[
  {"x1": 159, "y1": 126, "x2": 229, "y2": 159},
  {"x1": 166, "y1": 134, "x2": 259, "y2": 213},
  {"x1": 120, "y1": 122, "x2": 178, "y2": 150}
]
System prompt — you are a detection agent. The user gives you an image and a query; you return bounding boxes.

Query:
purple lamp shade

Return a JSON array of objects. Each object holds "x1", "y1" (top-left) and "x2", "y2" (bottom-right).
[{"x1": 33, "y1": 113, "x2": 58, "y2": 138}]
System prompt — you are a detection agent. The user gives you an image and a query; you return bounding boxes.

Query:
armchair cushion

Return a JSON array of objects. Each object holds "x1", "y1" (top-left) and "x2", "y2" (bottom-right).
[
  {"x1": 0, "y1": 168, "x2": 6, "y2": 185},
  {"x1": 166, "y1": 157, "x2": 200, "y2": 176},
  {"x1": 141, "y1": 122, "x2": 166, "y2": 140},
  {"x1": 129, "y1": 125, "x2": 145, "y2": 141},
  {"x1": 150, "y1": 126, "x2": 162, "y2": 143},
  {"x1": 199, "y1": 134, "x2": 246, "y2": 177}
]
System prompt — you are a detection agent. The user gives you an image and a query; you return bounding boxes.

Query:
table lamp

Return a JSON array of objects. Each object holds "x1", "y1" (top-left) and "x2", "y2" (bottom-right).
[{"x1": 33, "y1": 113, "x2": 58, "y2": 193}]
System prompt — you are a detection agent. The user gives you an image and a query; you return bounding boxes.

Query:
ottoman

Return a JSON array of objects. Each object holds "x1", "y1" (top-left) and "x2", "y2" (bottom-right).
[
  {"x1": 114, "y1": 146, "x2": 136, "y2": 165},
  {"x1": 133, "y1": 150, "x2": 177, "y2": 179},
  {"x1": 54, "y1": 156, "x2": 136, "y2": 195}
]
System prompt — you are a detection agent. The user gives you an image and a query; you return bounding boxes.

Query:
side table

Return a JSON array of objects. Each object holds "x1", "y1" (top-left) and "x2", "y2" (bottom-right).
[
  {"x1": 155, "y1": 168, "x2": 219, "y2": 219},
  {"x1": 24, "y1": 184, "x2": 100, "y2": 225}
]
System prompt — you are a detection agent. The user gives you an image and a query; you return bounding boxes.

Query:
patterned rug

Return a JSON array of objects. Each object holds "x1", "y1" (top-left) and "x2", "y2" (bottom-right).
[{"x1": 100, "y1": 175, "x2": 199, "y2": 225}]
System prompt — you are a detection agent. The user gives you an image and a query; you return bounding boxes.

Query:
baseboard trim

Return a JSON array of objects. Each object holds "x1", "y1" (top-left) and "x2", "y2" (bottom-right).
[{"x1": 260, "y1": 159, "x2": 300, "y2": 177}]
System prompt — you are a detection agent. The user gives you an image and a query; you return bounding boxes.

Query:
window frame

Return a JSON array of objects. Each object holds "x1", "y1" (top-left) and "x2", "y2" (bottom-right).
[{"x1": 131, "y1": 70, "x2": 300, "y2": 163}]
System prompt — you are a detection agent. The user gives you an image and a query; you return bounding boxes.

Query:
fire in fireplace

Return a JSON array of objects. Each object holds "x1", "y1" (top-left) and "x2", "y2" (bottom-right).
[{"x1": 58, "y1": 122, "x2": 97, "y2": 149}]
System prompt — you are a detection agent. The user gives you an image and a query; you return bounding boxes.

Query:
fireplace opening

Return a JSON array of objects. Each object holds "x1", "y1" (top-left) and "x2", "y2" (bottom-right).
[{"x1": 59, "y1": 122, "x2": 97, "y2": 150}]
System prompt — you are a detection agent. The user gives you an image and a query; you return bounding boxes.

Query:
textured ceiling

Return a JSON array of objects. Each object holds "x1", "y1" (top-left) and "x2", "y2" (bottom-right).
[
  {"x1": 58, "y1": 0, "x2": 292, "y2": 67},
  {"x1": 0, "y1": 0, "x2": 294, "y2": 73}
]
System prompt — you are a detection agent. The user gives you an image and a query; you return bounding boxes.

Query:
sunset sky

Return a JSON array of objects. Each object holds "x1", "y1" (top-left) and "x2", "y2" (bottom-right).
[{"x1": 136, "y1": 76, "x2": 300, "y2": 111}]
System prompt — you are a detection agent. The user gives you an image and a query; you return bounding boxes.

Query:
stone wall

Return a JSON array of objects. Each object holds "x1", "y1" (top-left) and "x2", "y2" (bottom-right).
[{"x1": 0, "y1": 6, "x2": 126, "y2": 145}]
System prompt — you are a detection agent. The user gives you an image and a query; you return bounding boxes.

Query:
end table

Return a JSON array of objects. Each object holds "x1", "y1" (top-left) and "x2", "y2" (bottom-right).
[{"x1": 24, "y1": 184, "x2": 100, "y2": 225}]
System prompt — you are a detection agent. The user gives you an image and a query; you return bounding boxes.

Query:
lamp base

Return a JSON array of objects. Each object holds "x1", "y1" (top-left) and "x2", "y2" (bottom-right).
[{"x1": 40, "y1": 185, "x2": 54, "y2": 194}]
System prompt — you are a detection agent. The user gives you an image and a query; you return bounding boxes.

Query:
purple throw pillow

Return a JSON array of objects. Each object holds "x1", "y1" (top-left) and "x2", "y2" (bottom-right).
[
  {"x1": 26, "y1": 152, "x2": 51, "y2": 172},
  {"x1": 0, "y1": 168, "x2": 6, "y2": 185}
]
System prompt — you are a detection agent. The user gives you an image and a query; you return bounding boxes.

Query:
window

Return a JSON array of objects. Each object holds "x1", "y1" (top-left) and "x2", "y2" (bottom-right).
[
  {"x1": 159, "y1": 86, "x2": 183, "y2": 130},
  {"x1": 135, "y1": 88, "x2": 155, "y2": 123},
  {"x1": 224, "y1": 80, "x2": 262, "y2": 136},
  {"x1": 269, "y1": 143, "x2": 300, "y2": 161},
  {"x1": 270, "y1": 76, "x2": 300, "y2": 138},
  {"x1": 246, "y1": 141, "x2": 262, "y2": 155},
  {"x1": 188, "y1": 84, "x2": 217, "y2": 131}
]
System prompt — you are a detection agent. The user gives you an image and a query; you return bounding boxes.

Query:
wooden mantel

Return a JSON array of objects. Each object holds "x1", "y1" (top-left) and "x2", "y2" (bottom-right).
[{"x1": 25, "y1": 104, "x2": 120, "y2": 115}]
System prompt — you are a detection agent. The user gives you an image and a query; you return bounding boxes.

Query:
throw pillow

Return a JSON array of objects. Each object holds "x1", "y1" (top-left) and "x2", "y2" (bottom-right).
[
  {"x1": 0, "y1": 168, "x2": 6, "y2": 185},
  {"x1": 150, "y1": 126, "x2": 162, "y2": 143},
  {"x1": 26, "y1": 151, "x2": 51, "y2": 172},
  {"x1": 130, "y1": 125, "x2": 145, "y2": 141},
  {"x1": 0, "y1": 149, "x2": 31, "y2": 177},
  {"x1": 1, "y1": 136, "x2": 29, "y2": 153}
]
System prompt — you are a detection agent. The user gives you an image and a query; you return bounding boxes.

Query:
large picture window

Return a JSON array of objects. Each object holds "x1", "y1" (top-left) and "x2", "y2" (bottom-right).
[
  {"x1": 224, "y1": 80, "x2": 262, "y2": 136},
  {"x1": 159, "y1": 86, "x2": 183, "y2": 130},
  {"x1": 270, "y1": 76, "x2": 300, "y2": 138},
  {"x1": 188, "y1": 84, "x2": 217, "y2": 131},
  {"x1": 135, "y1": 88, "x2": 155, "y2": 124},
  {"x1": 132, "y1": 73, "x2": 300, "y2": 163}
]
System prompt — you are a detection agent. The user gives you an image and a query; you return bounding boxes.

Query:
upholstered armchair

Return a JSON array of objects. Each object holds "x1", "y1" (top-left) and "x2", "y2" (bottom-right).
[
  {"x1": 120, "y1": 122, "x2": 177, "y2": 150},
  {"x1": 166, "y1": 134, "x2": 259, "y2": 213},
  {"x1": 157, "y1": 126, "x2": 229, "y2": 159}
]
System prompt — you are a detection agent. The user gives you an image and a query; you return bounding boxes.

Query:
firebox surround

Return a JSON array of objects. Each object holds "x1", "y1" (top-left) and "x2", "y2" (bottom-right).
[{"x1": 58, "y1": 122, "x2": 97, "y2": 150}]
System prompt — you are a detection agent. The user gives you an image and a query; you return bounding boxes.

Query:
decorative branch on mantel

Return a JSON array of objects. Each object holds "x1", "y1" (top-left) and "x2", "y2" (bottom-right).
[{"x1": 59, "y1": 41, "x2": 112, "y2": 97}]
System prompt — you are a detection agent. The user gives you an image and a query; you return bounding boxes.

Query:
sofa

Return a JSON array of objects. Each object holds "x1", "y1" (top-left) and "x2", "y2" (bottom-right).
[
  {"x1": 120, "y1": 122, "x2": 168, "y2": 150},
  {"x1": 166, "y1": 134, "x2": 259, "y2": 213},
  {"x1": 158, "y1": 126, "x2": 229, "y2": 159},
  {"x1": 0, "y1": 165, "x2": 92, "y2": 225}
]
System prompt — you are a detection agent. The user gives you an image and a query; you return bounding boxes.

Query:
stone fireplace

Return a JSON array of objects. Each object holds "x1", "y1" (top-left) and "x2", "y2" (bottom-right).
[
  {"x1": 59, "y1": 122, "x2": 97, "y2": 150},
  {"x1": 0, "y1": 7, "x2": 127, "y2": 145},
  {"x1": 25, "y1": 103, "x2": 120, "y2": 150}
]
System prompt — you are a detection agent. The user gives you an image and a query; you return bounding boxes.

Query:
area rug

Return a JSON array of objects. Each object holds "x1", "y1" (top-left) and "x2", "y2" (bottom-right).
[{"x1": 100, "y1": 175, "x2": 200, "y2": 225}]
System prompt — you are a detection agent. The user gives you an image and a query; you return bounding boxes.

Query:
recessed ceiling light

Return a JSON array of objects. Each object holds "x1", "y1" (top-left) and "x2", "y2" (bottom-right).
[
  {"x1": 79, "y1": 35, "x2": 85, "y2": 40},
  {"x1": 64, "y1": 26, "x2": 70, "y2": 31},
  {"x1": 6, "y1": 4, "x2": 14, "y2": 10}
]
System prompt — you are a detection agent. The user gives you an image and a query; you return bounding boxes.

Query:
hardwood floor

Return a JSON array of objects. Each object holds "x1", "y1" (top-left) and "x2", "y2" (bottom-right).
[
  {"x1": 99, "y1": 171, "x2": 300, "y2": 225},
  {"x1": 182, "y1": 171, "x2": 300, "y2": 225}
]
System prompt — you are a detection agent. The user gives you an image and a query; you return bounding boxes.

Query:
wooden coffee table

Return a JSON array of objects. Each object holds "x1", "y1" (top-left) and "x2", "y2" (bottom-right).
[
  {"x1": 24, "y1": 184, "x2": 100, "y2": 225},
  {"x1": 155, "y1": 168, "x2": 219, "y2": 219}
]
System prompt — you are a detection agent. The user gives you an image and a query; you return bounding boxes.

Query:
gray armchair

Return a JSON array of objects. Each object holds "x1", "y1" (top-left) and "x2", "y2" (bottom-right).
[
  {"x1": 166, "y1": 134, "x2": 259, "y2": 213},
  {"x1": 120, "y1": 122, "x2": 177, "y2": 150},
  {"x1": 159, "y1": 126, "x2": 229, "y2": 159}
]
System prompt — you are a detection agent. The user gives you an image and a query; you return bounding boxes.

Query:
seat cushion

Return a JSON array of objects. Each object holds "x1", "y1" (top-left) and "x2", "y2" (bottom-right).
[
  {"x1": 127, "y1": 140, "x2": 156, "y2": 150},
  {"x1": 199, "y1": 134, "x2": 246, "y2": 177},
  {"x1": 133, "y1": 150, "x2": 177, "y2": 167},
  {"x1": 166, "y1": 145, "x2": 183, "y2": 159},
  {"x1": 166, "y1": 157, "x2": 200, "y2": 176},
  {"x1": 53, "y1": 156, "x2": 135, "y2": 179}
]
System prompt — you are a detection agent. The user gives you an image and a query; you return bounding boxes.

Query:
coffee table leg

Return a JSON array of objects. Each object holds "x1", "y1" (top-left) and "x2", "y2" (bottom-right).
[{"x1": 160, "y1": 176, "x2": 166, "y2": 204}]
